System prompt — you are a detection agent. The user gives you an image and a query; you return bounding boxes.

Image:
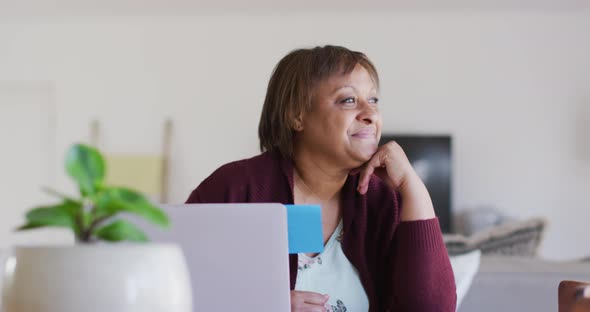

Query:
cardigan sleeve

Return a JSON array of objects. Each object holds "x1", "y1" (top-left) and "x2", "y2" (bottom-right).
[
  {"x1": 365, "y1": 176, "x2": 456, "y2": 311},
  {"x1": 390, "y1": 218, "x2": 457, "y2": 312}
]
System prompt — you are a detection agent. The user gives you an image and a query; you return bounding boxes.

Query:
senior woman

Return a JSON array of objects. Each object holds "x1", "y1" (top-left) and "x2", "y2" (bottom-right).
[{"x1": 186, "y1": 45, "x2": 456, "y2": 312}]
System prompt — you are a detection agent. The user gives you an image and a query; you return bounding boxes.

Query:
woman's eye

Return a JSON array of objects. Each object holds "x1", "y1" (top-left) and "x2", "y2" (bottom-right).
[
  {"x1": 369, "y1": 97, "x2": 379, "y2": 104},
  {"x1": 341, "y1": 97, "x2": 356, "y2": 105}
]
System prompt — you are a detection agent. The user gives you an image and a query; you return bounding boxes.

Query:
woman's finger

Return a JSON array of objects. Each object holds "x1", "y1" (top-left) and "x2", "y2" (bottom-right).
[
  {"x1": 349, "y1": 167, "x2": 362, "y2": 175},
  {"x1": 300, "y1": 303, "x2": 328, "y2": 312},
  {"x1": 290, "y1": 291, "x2": 329, "y2": 312},
  {"x1": 358, "y1": 151, "x2": 387, "y2": 194},
  {"x1": 302, "y1": 292, "x2": 329, "y2": 305},
  {"x1": 291, "y1": 290, "x2": 328, "y2": 304},
  {"x1": 357, "y1": 163, "x2": 375, "y2": 194}
]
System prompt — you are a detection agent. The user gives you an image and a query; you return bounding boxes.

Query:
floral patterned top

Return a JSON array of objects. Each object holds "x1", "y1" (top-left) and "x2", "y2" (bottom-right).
[{"x1": 295, "y1": 220, "x2": 369, "y2": 312}]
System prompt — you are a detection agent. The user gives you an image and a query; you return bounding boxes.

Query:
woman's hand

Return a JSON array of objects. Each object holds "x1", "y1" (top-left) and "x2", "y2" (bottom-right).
[
  {"x1": 291, "y1": 290, "x2": 329, "y2": 312},
  {"x1": 356, "y1": 141, "x2": 436, "y2": 221},
  {"x1": 356, "y1": 141, "x2": 414, "y2": 193}
]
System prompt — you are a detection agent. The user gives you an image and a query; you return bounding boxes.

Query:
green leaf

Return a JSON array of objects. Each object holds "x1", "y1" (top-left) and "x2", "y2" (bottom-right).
[
  {"x1": 16, "y1": 223, "x2": 45, "y2": 230},
  {"x1": 16, "y1": 201, "x2": 82, "y2": 232},
  {"x1": 65, "y1": 144, "x2": 105, "y2": 197},
  {"x1": 41, "y1": 187, "x2": 81, "y2": 204},
  {"x1": 94, "y1": 220, "x2": 148, "y2": 242},
  {"x1": 94, "y1": 187, "x2": 170, "y2": 227}
]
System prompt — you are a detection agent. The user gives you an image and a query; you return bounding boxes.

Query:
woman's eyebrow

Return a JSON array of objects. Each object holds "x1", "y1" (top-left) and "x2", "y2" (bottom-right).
[
  {"x1": 332, "y1": 85, "x2": 356, "y2": 93},
  {"x1": 332, "y1": 85, "x2": 378, "y2": 95}
]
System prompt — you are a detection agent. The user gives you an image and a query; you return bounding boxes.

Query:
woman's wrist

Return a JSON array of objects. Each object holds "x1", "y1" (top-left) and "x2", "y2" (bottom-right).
[
  {"x1": 398, "y1": 172, "x2": 436, "y2": 221},
  {"x1": 398, "y1": 171, "x2": 425, "y2": 194}
]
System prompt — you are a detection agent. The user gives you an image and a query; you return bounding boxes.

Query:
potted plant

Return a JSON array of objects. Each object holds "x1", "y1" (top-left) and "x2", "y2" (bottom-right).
[{"x1": 1, "y1": 144, "x2": 192, "y2": 312}]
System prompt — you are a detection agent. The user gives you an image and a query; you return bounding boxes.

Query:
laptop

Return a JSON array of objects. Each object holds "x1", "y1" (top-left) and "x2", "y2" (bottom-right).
[{"x1": 141, "y1": 203, "x2": 291, "y2": 312}]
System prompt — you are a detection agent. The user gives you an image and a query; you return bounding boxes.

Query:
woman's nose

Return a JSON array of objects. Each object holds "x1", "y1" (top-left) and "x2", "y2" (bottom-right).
[{"x1": 357, "y1": 100, "x2": 378, "y2": 124}]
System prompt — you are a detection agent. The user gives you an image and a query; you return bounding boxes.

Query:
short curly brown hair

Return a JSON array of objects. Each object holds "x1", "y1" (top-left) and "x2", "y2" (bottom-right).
[{"x1": 258, "y1": 45, "x2": 379, "y2": 159}]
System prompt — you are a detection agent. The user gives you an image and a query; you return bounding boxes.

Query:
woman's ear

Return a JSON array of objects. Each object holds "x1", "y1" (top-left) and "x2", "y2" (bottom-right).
[{"x1": 292, "y1": 113, "x2": 304, "y2": 132}]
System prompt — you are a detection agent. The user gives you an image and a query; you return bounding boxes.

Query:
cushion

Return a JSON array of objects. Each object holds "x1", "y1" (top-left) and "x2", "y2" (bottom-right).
[
  {"x1": 444, "y1": 218, "x2": 546, "y2": 257},
  {"x1": 449, "y1": 249, "x2": 481, "y2": 308}
]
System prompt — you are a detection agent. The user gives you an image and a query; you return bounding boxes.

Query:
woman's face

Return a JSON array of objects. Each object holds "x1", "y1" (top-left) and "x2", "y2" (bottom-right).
[{"x1": 296, "y1": 64, "x2": 382, "y2": 169}]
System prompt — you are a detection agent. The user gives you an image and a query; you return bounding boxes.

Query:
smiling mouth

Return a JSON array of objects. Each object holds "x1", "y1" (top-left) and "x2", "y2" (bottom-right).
[{"x1": 351, "y1": 132, "x2": 376, "y2": 139}]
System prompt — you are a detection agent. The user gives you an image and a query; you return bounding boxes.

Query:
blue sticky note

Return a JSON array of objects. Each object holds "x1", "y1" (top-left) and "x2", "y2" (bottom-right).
[{"x1": 285, "y1": 205, "x2": 324, "y2": 254}]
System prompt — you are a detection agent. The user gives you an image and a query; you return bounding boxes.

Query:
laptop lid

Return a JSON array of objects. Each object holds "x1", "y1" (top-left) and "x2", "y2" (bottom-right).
[{"x1": 142, "y1": 203, "x2": 291, "y2": 312}]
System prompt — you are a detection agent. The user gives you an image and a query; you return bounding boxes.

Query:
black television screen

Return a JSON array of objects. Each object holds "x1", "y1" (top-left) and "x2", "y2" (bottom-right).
[{"x1": 379, "y1": 135, "x2": 452, "y2": 233}]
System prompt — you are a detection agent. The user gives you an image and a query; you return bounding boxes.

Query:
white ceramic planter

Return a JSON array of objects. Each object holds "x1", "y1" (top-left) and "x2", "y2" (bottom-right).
[{"x1": 1, "y1": 244, "x2": 192, "y2": 312}]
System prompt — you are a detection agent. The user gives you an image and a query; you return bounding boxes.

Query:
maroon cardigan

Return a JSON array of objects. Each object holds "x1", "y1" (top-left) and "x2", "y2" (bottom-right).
[{"x1": 186, "y1": 151, "x2": 456, "y2": 312}]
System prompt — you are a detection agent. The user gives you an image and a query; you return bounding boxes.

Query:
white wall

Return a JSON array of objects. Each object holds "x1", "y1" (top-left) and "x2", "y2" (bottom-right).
[{"x1": 0, "y1": 11, "x2": 588, "y2": 259}]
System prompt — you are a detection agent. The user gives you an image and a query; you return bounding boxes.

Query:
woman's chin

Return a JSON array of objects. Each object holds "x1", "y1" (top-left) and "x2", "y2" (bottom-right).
[
  {"x1": 349, "y1": 147, "x2": 377, "y2": 164},
  {"x1": 360, "y1": 143, "x2": 378, "y2": 158},
  {"x1": 346, "y1": 138, "x2": 378, "y2": 159}
]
